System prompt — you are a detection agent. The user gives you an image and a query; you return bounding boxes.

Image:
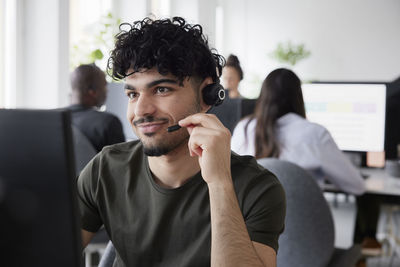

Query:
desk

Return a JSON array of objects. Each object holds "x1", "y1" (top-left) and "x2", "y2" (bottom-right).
[
  {"x1": 323, "y1": 168, "x2": 400, "y2": 255},
  {"x1": 323, "y1": 168, "x2": 400, "y2": 204},
  {"x1": 323, "y1": 168, "x2": 400, "y2": 197},
  {"x1": 362, "y1": 168, "x2": 400, "y2": 197}
]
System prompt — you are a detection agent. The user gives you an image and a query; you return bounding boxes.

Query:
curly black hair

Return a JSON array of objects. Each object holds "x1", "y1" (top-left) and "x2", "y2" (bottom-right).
[{"x1": 107, "y1": 17, "x2": 225, "y2": 84}]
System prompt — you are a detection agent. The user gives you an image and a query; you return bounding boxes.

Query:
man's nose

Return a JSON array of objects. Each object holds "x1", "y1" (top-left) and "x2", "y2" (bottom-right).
[{"x1": 134, "y1": 95, "x2": 156, "y2": 117}]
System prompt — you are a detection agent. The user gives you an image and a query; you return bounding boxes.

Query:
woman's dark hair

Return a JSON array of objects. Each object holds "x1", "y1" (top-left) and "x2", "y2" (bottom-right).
[
  {"x1": 107, "y1": 17, "x2": 225, "y2": 84},
  {"x1": 225, "y1": 54, "x2": 243, "y2": 80},
  {"x1": 246, "y1": 68, "x2": 306, "y2": 159}
]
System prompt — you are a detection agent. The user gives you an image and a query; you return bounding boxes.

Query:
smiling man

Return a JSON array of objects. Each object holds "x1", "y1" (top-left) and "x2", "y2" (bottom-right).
[
  {"x1": 77, "y1": 17, "x2": 285, "y2": 267},
  {"x1": 125, "y1": 70, "x2": 202, "y2": 157}
]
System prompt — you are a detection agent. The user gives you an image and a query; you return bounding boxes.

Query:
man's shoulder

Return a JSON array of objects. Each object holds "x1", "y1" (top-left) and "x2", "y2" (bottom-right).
[
  {"x1": 231, "y1": 152, "x2": 280, "y2": 186},
  {"x1": 231, "y1": 153, "x2": 286, "y2": 226},
  {"x1": 81, "y1": 140, "x2": 145, "y2": 178},
  {"x1": 102, "y1": 139, "x2": 142, "y2": 153},
  {"x1": 96, "y1": 140, "x2": 143, "y2": 162},
  {"x1": 78, "y1": 140, "x2": 145, "y2": 189}
]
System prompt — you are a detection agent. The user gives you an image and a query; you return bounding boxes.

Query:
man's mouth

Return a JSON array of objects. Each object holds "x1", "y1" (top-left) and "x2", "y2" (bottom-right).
[{"x1": 137, "y1": 122, "x2": 167, "y2": 134}]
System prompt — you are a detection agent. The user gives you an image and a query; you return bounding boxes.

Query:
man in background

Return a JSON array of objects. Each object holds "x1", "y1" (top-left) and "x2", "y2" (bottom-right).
[{"x1": 69, "y1": 64, "x2": 125, "y2": 152}]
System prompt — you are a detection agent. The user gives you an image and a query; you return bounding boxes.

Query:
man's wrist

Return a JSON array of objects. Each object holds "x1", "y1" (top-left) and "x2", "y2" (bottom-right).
[{"x1": 206, "y1": 174, "x2": 234, "y2": 192}]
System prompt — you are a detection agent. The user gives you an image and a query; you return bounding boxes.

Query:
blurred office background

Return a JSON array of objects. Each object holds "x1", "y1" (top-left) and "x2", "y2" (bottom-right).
[{"x1": 1, "y1": 0, "x2": 400, "y2": 108}]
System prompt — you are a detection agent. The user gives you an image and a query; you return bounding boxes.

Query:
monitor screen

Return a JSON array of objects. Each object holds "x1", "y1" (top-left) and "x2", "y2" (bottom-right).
[
  {"x1": 0, "y1": 109, "x2": 82, "y2": 267},
  {"x1": 302, "y1": 83, "x2": 386, "y2": 152}
]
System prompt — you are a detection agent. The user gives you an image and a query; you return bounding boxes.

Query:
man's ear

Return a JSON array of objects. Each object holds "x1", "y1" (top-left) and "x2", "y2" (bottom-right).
[{"x1": 199, "y1": 77, "x2": 213, "y2": 113}]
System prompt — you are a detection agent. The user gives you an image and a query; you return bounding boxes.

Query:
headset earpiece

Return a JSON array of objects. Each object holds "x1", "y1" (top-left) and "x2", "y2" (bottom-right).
[
  {"x1": 202, "y1": 83, "x2": 225, "y2": 106},
  {"x1": 167, "y1": 79, "x2": 225, "y2": 133}
]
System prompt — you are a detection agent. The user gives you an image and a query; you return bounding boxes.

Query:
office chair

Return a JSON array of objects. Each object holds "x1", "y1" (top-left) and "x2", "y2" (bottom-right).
[
  {"x1": 257, "y1": 158, "x2": 361, "y2": 267},
  {"x1": 98, "y1": 241, "x2": 116, "y2": 267}
]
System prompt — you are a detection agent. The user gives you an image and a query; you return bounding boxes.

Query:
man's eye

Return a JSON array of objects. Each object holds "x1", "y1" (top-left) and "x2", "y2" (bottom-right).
[
  {"x1": 127, "y1": 92, "x2": 137, "y2": 100},
  {"x1": 156, "y1": 87, "x2": 170, "y2": 94}
]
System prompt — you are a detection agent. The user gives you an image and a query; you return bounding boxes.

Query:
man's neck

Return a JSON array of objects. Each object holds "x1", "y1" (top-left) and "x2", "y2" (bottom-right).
[
  {"x1": 70, "y1": 94, "x2": 97, "y2": 108},
  {"x1": 148, "y1": 143, "x2": 201, "y2": 189}
]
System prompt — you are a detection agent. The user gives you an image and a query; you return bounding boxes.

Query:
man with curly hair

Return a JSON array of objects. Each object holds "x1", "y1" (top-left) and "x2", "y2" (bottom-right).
[{"x1": 77, "y1": 17, "x2": 285, "y2": 267}]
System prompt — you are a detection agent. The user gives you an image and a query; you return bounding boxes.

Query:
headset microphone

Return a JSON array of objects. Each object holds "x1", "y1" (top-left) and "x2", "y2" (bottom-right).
[
  {"x1": 167, "y1": 124, "x2": 182, "y2": 132},
  {"x1": 167, "y1": 80, "x2": 225, "y2": 133}
]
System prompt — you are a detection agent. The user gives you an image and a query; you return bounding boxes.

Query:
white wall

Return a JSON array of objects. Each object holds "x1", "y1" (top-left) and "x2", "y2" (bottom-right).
[
  {"x1": 221, "y1": 0, "x2": 400, "y2": 97},
  {"x1": 170, "y1": 0, "x2": 217, "y2": 47},
  {"x1": 9, "y1": 0, "x2": 70, "y2": 109},
  {"x1": 6, "y1": 0, "x2": 399, "y2": 107},
  {"x1": 113, "y1": 0, "x2": 148, "y2": 24},
  {"x1": 3, "y1": 0, "x2": 23, "y2": 108}
]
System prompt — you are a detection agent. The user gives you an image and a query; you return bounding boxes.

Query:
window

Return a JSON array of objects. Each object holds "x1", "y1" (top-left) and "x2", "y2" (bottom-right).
[
  {"x1": 69, "y1": 0, "x2": 115, "y2": 72},
  {"x1": 1, "y1": 0, "x2": 18, "y2": 108},
  {"x1": 0, "y1": 0, "x2": 5, "y2": 107}
]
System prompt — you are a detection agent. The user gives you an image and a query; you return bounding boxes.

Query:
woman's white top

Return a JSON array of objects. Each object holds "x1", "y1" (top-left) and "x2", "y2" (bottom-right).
[{"x1": 231, "y1": 113, "x2": 366, "y2": 195}]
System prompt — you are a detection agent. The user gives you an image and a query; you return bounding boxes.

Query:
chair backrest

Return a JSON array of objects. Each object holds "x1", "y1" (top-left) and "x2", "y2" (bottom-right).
[
  {"x1": 71, "y1": 126, "x2": 97, "y2": 174},
  {"x1": 98, "y1": 241, "x2": 116, "y2": 267},
  {"x1": 257, "y1": 158, "x2": 335, "y2": 267}
]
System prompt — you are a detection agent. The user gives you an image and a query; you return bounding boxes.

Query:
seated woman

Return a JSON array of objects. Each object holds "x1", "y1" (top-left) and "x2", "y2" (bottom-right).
[
  {"x1": 222, "y1": 54, "x2": 244, "y2": 99},
  {"x1": 231, "y1": 68, "x2": 365, "y2": 195}
]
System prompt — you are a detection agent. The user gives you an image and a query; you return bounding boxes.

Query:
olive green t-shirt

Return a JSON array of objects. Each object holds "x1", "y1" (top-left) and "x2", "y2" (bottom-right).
[{"x1": 77, "y1": 140, "x2": 285, "y2": 267}]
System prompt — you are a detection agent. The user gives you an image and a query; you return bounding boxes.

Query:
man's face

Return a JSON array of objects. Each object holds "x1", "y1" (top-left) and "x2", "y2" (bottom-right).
[
  {"x1": 125, "y1": 68, "x2": 204, "y2": 156},
  {"x1": 222, "y1": 66, "x2": 240, "y2": 90}
]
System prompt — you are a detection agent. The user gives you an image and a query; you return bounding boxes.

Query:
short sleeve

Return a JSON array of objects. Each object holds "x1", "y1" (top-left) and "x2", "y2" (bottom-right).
[
  {"x1": 76, "y1": 155, "x2": 103, "y2": 233},
  {"x1": 243, "y1": 173, "x2": 286, "y2": 253}
]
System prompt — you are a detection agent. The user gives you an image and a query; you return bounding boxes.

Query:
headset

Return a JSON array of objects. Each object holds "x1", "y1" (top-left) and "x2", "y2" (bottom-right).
[
  {"x1": 201, "y1": 79, "x2": 225, "y2": 107},
  {"x1": 167, "y1": 77, "x2": 225, "y2": 132}
]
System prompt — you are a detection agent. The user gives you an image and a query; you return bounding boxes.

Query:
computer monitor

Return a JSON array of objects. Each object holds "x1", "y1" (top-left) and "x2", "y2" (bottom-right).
[
  {"x1": 0, "y1": 109, "x2": 82, "y2": 267},
  {"x1": 302, "y1": 83, "x2": 386, "y2": 152},
  {"x1": 385, "y1": 78, "x2": 400, "y2": 159}
]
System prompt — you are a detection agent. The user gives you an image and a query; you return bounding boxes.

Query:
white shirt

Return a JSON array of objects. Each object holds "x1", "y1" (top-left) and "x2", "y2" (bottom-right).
[{"x1": 231, "y1": 113, "x2": 366, "y2": 195}]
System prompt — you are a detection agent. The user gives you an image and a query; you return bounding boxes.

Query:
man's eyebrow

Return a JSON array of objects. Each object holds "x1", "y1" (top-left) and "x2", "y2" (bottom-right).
[
  {"x1": 147, "y1": 79, "x2": 179, "y2": 88},
  {"x1": 124, "y1": 79, "x2": 179, "y2": 91},
  {"x1": 124, "y1": 84, "x2": 135, "y2": 90}
]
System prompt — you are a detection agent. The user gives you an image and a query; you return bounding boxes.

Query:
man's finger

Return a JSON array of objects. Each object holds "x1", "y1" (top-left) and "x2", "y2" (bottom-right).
[{"x1": 179, "y1": 113, "x2": 224, "y2": 130}]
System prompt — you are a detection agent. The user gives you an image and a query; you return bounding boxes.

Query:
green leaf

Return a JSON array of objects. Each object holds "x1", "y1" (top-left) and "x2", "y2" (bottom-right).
[
  {"x1": 270, "y1": 41, "x2": 311, "y2": 66},
  {"x1": 91, "y1": 49, "x2": 104, "y2": 60}
]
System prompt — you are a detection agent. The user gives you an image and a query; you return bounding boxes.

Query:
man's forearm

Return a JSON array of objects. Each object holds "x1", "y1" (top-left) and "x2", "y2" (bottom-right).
[{"x1": 208, "y1": 178, "x2": 265, "y2": 267}]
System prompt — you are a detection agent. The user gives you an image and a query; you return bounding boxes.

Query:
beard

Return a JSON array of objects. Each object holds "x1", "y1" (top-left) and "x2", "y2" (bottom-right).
[
  {"x1": 143, "y1": 146, "x2": 171, "y2": 156},
  {"x1": 136, "y1": 98, "x2": 201, "y2": 157},
  {"x1": 143, "y1": 134, "x2": 189, "y2": 156}
]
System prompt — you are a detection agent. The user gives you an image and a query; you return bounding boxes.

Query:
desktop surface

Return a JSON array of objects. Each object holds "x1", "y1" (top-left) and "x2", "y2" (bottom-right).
[
  {"x1": 0, "y1": 109, "x2": 82, "y2": 267},
  {"x1": 302, "y1": 83, "x2": 386, "y2": 152},
  {"x1": 361, "y1": 167, "x2": 400, "y2": 197},
  {"x1": 322, "y1": 167, "x2": 400, "y2": 198}
]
